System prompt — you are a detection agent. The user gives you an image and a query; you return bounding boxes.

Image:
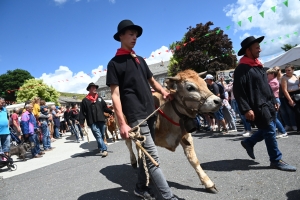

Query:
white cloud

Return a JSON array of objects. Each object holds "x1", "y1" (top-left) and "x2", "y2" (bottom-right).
[
  {"x1": 224, "y1": 0, "x2": 300, "y2": 57},
  {"x1": 144, "y1": 46, "x2": 173, "y2": 65},
  {"x1": 54, "y1": 0, "x2": 68, "y2": 4},
  {"x1": 39, "y1": 66, "x2": 107, "y2": 94},
  {"x1": 38, "y1": 46, "x2": 172, "y2": 93}
]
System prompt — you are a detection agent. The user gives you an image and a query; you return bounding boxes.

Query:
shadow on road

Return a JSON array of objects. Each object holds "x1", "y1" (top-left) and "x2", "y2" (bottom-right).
[
  {"x1": 201, "y1": 159, "x2": 271, "y2": 171},
  {"x1": 286, "y1": 189, "x2": 300, "y2": 200},
  {"x1": 77, "y1": 164, "x2": 199, "y2": 200}
]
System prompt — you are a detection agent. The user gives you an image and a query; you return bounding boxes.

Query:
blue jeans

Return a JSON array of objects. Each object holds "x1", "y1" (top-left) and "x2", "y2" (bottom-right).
[
  {"x1": 129, "y1": 118, "x2": 174, "y2": 200},
  {"x1": 89, "y1": 122, "x2": 107, "y2": 152},
  {"x1": 214, "y1": 106, "x2": 224, "y2": 120},
  {"x1": 75, "y1": 124, "x2": 83, "y2": 138},
  {"x1": 54, "y1": 126, "x2": 60, "y2": 138},
  {"x1": 0, "y1": 134, "x2": 11, "y2": 153},
  {"x1": 244, "y1": 121, "x2": 282, "y2": 162},
  {"x1": 231, "y1": 99, "x2": 251, "y2": 131},
  {"x1": 28, "y1": 133, "x2": 41, "y2": 157},
  {"x1": 275, "y1": 98, "x2": 286, "y2": 134},
  {"x1": 40, "y1": 121, "x2": 51, "y2": 150},
  {"x1": 70, "y1": 124, "x2": 79, "y2": 141},
  {"x1": 279, "y1": 97, "x2": 296, "y2": 127}
]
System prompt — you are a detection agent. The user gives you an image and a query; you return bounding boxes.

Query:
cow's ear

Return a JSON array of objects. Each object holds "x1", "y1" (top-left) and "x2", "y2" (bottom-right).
[{"x1": 164, "y1": 77, "x2": 180, "y2": 91}]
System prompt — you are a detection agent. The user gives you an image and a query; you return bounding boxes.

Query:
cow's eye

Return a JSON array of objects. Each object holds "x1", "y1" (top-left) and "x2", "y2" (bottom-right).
[{"x1": 186, "y1": 85, "x2": 195, "y2": 92}]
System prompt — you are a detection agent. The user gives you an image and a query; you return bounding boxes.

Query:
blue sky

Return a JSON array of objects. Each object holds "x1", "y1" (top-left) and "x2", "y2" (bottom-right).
[{"x1": 1, "y1": 0, "x2": 299, "y2": 93}]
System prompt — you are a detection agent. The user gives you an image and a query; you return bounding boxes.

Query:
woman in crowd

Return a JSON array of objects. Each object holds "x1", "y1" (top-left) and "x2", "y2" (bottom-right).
[
  {"x1": 281, "y1": 65, "x2": 300, "y2": 133},
  {"x1": 275, "y1": 66, "x2": 296, "y2": 131},
  {"x1": 70, "y1": 103, "x2": 84, "y2": 142},
  {"x1": 267, "y1": 68, "x2": 288, "y2": 138}
]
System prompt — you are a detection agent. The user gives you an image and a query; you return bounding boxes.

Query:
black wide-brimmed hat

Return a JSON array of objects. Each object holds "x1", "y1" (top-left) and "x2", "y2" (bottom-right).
[
  {"x1": 86, "y1": 82, "x2": 99, "y2": 91},
  {"x1": 113, "y1": 20, "x2": 143, "y2": 42},
  {"x1": 238, "y1": 36, "x2": 264, "y2": 56}
]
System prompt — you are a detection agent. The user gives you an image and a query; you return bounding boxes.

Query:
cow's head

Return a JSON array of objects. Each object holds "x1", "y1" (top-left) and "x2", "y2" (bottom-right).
[{"x1": 165, "y1": 69, "x2": 221, "y2": 118}]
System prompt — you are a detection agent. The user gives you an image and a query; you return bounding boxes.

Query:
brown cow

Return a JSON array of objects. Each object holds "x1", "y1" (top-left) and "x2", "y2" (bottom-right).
[
  {"x1": 125, "y1": 69, "x2": 221, "y2": 193},
  {"x1": 107, "y1": 115, "x2": 120, "y2": 142}
]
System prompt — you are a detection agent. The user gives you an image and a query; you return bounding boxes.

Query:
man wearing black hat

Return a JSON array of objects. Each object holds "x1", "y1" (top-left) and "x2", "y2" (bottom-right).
[
  {"x1": 106, "y1": 20, "x2": 178, "y2": 200},
  {"x1": 79, "y1": 82, "x2": 113, "y2": 157},
  {"x1": 233, "y1": 36, "x2": 296, "y2": 172}
]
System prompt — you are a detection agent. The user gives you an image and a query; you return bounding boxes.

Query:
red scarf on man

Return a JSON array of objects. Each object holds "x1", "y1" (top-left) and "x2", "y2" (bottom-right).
[
  {"x1": 86, "y1": 93, "x2": 98, "y2": 103},
  {"x1": 115, "y1": 48, "x2": 140, "y2": 64},
  {"x1": 239, "y1": 56, "x2": 263, "y2": 67}
]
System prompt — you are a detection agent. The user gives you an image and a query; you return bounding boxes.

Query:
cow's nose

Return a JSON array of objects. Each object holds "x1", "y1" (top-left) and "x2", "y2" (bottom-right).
[{"x1": 213, "y1": 99, "x2": 221, "y2": 104}]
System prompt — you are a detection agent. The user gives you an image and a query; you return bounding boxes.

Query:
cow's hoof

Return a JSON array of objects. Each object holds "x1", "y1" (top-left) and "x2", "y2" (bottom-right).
[
  {"x1": 131, "y1": 163, "x2": 138, "y2": 169},
  {"x1": 206, "y1": 185, "x2": 218, "y2": 194}
]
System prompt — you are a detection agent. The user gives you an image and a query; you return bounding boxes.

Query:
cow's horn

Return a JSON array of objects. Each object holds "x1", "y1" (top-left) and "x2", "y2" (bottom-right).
[
  {"x1": 198, "y1": 71, "x2": 207, "y2": 76},
  {"x1": 165, "y1": 76, "x2": 180, "y2": 81}
]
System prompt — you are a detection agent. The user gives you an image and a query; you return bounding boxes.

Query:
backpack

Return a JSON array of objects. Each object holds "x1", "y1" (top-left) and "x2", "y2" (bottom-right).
[{"x1": 216, "y1": 83, "x2": 225, "y2": 99}]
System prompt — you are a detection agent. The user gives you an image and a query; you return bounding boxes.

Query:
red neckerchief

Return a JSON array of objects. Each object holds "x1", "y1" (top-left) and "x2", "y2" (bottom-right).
[
  {"x1": 86, "y1": 93, "x2": 98, "y2": 103},
  {"x1": 115, "y1": 48, "x2": 140, "y2": 64},
  {"x1": 71, "y1": 108, "x2": 78, "y2": 114},
  {"x1": 239, "y1": 56, "x2": 263, "y2": 67}
]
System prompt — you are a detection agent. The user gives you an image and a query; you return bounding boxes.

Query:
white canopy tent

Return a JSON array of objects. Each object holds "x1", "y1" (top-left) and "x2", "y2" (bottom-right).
[
  {"x1": 263, "y1": 44, "x2": 300, "y2": 69},
  {"x1": 6, "y1": 102, "x2": 55, "y2": 112}
]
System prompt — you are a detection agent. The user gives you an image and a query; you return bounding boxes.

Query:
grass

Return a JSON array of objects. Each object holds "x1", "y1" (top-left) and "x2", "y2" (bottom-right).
[{"x1": 59, "y1": 92, "x2": 86, "y2": 100}]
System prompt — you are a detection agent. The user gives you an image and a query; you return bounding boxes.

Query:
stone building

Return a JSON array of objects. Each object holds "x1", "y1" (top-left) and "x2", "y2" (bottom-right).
[{"x1": 95, "y1": 60, "x2": 169, "y2": 100}]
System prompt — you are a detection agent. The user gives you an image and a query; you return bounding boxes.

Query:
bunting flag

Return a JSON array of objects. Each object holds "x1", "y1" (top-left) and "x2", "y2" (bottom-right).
[
  {"x1": 271, "y1": 39, "x2": 274, "y2": 42},
  {"x1": 283, "y1": 0, "x2": 288, "y2": 7},
  {"x1": 190, "y1": 37, "x2": 195, "y2": 42},
  {"x1": 286, "y1": 34, "x2": 290, "y2": 38},
  {"x1": 294, "y1": 31, "x2": 298, "y2": 35},
  {"x1": 271, "y1": 6, "x2": 276, "y2": 12},
  {"x1": 248, "y1": 16, "x2": 253, "y2": 22},
  {"x1": 216, "y1": 30, "x2": 221, "y2": 34},
  {"x1": 278, "y1": 36, "x2": 282, "y2": 39},
  {"x1": 237, "y1": 21, "x2": 242, "y2": 27},
  {"x1": 205, "y1": 33, "x2": 210, "y2": 37},
  {"x1": 226, "y1": 25, "x2": 230, "y2": 30},
  {"x1": 176, "y1": 45, "x2": 180, "y2": 50},
  {"x1": 259, "y1": 11, "x2": 264, "y2": 18}
]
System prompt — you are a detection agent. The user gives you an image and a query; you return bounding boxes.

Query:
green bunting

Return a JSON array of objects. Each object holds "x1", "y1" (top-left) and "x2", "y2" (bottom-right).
[
  {"x1": 237, "y1": 21, "x2": 242, "y2": 27},
  {"x1": 216, "y1": 29, "x2": 221, "y2": 34},
  {"x1": 259, "y1": 11, "x2": 264, "y2": 18},
  {"x1": 226, "y1": 25, "x2": 231, "y2": 30},
  {"x1": 294, "y1": 32, "x2": 298, "y2": 35},
  {"x1": 278, "y1": 36, "x2": 282, "y2": 39},
  {"x1": 283, "y1": 0, "x2": 288, "y2": 7},
  {"x1": 271, "y1": 39, "x2": 274, "y2": 42},
  {"x1": 271, "y1": 6, "x2": 276, "y2": 13},
  {"x1": 286, "y1": 34, "x2": 290, "y2": 38},
  {"x1": 205, "y1": 33, "x2": 210, "y2": 37},
  {"x1": 248, "y1": 16, "x2": 252, "y2": 22}
]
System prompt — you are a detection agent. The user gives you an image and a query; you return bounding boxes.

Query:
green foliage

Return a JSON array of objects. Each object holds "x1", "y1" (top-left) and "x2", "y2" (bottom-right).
[
  {"x1": 168, "y1": 21, "x2": 237, "y2": 76},
  {"x1": 16, "y1": 79, "x2": 60, "y2": 105},
  {"x1": 0, "y1": 69, "x2": 34, "y2": 101},
  {"x1": 281, "y1": 44, "x2": 298, "y2": 52}
]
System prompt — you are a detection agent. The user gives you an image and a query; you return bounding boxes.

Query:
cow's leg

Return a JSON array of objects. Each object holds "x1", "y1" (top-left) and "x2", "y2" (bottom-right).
[
  {"x1": 125, "y1": 138, "x2": 137, "y2": 168},
  {"x1": 180, "y1": 133, "x2": 218, "y2": 193}
]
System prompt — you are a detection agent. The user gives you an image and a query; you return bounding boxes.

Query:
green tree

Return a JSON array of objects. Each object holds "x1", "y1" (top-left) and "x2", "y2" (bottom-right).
[
  {"x1": 0, "y1": 69, "x2": 34, "y2": 102},
  {"x1": 16, "y1": 79, "x2": 60, "y2": 105},
  {"x1": 168, "y1": 21, "x2": 237, "y2": 76},
  {"x1": 281, "y1": 44, "x2": 298, "y2": 52}
]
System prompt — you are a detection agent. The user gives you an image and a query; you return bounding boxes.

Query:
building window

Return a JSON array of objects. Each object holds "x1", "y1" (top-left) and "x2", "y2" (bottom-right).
[
  {"x1": 159, "y1": 78, "x2": 165, "y2": 85},
  {"x1": 100, "y1": 90, "x2": 106, "y2": 97}
]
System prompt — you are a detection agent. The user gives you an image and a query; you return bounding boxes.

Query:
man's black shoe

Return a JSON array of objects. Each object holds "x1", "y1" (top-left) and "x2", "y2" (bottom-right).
[
  {"x1": 241, "y1": 141, "x2": 255, "y2": 159},
  {"x1": 134, "y1": 185, "x2": 156, "y2": 200}
]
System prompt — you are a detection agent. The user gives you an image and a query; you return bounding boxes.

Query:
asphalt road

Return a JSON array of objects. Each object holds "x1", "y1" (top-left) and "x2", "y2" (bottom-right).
[{"x1": 0, "y1": 127, "x2": 299, "y2": 200}]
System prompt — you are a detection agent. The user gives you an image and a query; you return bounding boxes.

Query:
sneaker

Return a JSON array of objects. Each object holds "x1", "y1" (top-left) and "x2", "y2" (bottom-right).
[
  {"x1": 134, "y1": 185, "x2": 156, "y2": 200},
  {"x1": 76, "y1": 140, "x2": 80, "y2": 143},
  {"x1": 33, "y1": 154, "x2": 43, "y2": 158},
  {"x1": 276, "y1": 133, "x2": 288, "y2": 139},
  {"x1": 292, "y1": 126, "x2": 297, "y2": 131},
  {"x1": 38, "y1": 152, "x2": 45, "y2": 155},
  {"x1": 101, "y1": 151, "x2": 108, "y2": 157},
  {"x1": 81, "y1": 137, "x2": 84, "y2": 141},
  {"x1": 241, "y1": 141, "x2": 255, "y2": 159},
  {"x1": 285, "y1": 126, "x2": 292, "y2": 131},
  {"x1": 270, "y1": 160, "x2": 297, "y2": 171},
  {"x1": 221, "y1": 129, "x2": 228, "y2": 135},
  {"x1": 242, "y1": 131, "x2": 252, "y2": 137}
]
